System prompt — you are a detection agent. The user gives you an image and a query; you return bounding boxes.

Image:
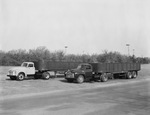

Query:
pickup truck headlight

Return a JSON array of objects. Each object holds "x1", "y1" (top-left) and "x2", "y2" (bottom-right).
[
  {"x1": 74, "y1": 72, "x2": 78, "y2": 75},
  {"x1": 8, "y1": 70, "x2": 17, "y2": 76}
]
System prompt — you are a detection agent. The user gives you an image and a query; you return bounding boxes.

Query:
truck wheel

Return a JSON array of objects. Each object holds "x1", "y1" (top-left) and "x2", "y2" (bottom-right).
[
  {"x1": 126, "y1": 72, "x2": 132, "y2": 79},
  {"x1": 42, "y1": 72, "x2": 50, "y2": 80},
  {"x1": 76, "y1": 75, "x2": 84, "y2": 83},
  {"x1": 10, "y1": 76, "x2": 16, "y2": 80},
  {"x1": 132, "y1": 71, "x2": 137, "y2": 79},
  {"x1": 101, "y1": 73, "x2": 108, "y2": 82},
  {"x1": 17, "y1": 73, "x2": 25, "y2": 81}
]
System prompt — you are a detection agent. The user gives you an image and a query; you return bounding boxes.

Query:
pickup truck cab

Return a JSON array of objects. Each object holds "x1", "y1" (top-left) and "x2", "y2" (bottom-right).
[
  {"x1": 65, "y1": 63, "x2": 93, "y2": 83},
  {"x1": 7, "y1": 62, "x2": 35, "y2": 80}
]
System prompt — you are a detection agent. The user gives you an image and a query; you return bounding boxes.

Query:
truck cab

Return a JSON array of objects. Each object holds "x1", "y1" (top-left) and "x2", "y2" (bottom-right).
[
  {"x1": 65, "y1": 63, "x2": 93, "y2": 83},
  {"x1": 7, "y1": 62, "x2": 35, "y2": 80}
]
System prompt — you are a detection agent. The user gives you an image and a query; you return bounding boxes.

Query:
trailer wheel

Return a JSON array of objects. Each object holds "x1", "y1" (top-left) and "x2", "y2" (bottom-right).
[
  {"x1": 101, "y1": 73, "x2": 108, "y2": 82},
  {"x1": 42, "y1": 72, "x2": 50, "y2": 80},
  {"x1": 17, "y1": 73, "x2": 25, "y2": 81},
  {"x1": 126, "y1": 72, "x2": 132, "y2": 79},
  {"x1": 10, "y1": 76, "x2": 16, "y2": 80},
  {"x1": 76, "y1": 75, "x2": 84, "y2": 83},
  {"x1": 132, "y1": 71, "x2": 137, "y2": 79}
]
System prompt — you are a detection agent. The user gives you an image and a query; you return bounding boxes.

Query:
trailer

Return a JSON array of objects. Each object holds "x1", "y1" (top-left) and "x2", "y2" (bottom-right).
[
  {"x1": 65, "y1": 63, "x2": 141, "y2": 83},
  {"x1": 7, "y1": 60, "x2": 80, "y2": 81}
]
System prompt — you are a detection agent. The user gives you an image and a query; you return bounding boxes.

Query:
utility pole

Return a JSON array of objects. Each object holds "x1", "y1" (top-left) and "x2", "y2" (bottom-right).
[
  {"x1": 133, "y1": 49, "x2": 135, "y2": 56},
  {"x1": 65, "y1": 46, "x2": 68, "y2": 54},
  {"x1": 126, "y1": 44, "x2": 130, "y2": 56}
]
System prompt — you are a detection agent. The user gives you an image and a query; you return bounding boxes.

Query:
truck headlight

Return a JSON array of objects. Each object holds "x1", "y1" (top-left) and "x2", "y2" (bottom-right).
[
  {"x1": 8, "y1": 70, "x2": 17, "y2": 76},
  {"x1": 12, "y1": 71, "x2": 16, "y2": 75},
  {"x1": 74, "y1": 72, "x2": 78, "y2": 75}
]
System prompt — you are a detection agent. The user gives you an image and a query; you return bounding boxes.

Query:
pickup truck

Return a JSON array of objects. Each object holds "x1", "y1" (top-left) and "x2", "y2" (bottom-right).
[
  {"x1": 65, "y1": 63, "x2": 141, "y2": 83},
  {"x1": 7, "y1": 61, "x2": 80, "y2": 81}
]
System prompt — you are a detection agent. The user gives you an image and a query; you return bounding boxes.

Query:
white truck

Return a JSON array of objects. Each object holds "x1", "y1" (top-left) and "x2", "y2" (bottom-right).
[
  {"x1": 7, "y1": 62, "x2": 39, "y2": 80},
  {"x1": 7, "y1": 61, "x2": 80, "y2": 81}
]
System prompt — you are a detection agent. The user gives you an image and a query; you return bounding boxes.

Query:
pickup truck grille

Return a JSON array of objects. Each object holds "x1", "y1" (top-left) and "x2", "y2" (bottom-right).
[{"x1": 66, "y1": 73, "x2": 74, "y2": 78}]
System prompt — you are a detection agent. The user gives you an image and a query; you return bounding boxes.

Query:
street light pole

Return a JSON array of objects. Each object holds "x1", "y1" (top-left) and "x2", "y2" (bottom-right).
[
  {"x1": 65, "y1": 46, "x2": 68, "y2": 54},
  {"x1": 126, "y1": 44, "x2": 130, "y2": 56},
  {"x1": 133, "y1": 49, "x2": 135, "y2": 56}
]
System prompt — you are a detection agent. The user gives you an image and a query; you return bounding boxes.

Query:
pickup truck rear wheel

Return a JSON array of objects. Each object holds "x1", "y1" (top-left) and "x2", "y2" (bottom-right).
[
  {"x1": 42, "y1": 72, "x2": 50, "y2": 80},
  {"x1": 17, "y1": 73, "x2": 25, "y2": 81},
  {"x1": 76, "y1": 75, "x2": 84, "y2": 83},
  {"x1": 101, "y1": 73, "x2": 108, "y2": 82}
]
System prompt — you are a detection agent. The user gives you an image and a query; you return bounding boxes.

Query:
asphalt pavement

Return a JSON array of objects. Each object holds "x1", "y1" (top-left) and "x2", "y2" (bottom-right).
[{"x1": 0, "y1": 78, "x2": 150, "y2": 115}]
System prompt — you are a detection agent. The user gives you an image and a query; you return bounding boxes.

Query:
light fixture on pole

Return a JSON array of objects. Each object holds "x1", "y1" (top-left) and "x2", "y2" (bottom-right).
[
  {"x1": 126, "y1": 44, "x2": 130, "y2": 56},
  {"x1": 133, "y1": 49, "x2": 135, "y2": 56},
  {"x1": 65, "y1": 46, "x2": 68, "y2": 54}
]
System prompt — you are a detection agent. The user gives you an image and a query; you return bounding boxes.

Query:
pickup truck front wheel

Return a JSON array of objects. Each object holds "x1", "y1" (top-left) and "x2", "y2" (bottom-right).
[
  {"x1": 17, "y1": 73, "x2": 25, "y2": 81},
  {"x1": 42, "y1": 72, "x2": 50, "y2": 80},
  {"x1": 76, "y1": 75, "x2": 84, "y2": 83}
]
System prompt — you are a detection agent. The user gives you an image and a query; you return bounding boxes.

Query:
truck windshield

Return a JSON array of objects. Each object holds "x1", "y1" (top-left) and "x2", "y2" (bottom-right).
[
  {"x1": 21, "y1": 63, "x2": 28, "y2": 67},
  {"x1": 77, "y1": 65, "x2": 84, "y2": 70}
]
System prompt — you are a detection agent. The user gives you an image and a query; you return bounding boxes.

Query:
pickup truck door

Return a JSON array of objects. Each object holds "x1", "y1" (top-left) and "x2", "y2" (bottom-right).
[
  {"x1": 26, "y1": 64, "x2": 35, "y2": 75},
  {"x1": 84, "y1": 65, "x2": 93, "y2": 78}
]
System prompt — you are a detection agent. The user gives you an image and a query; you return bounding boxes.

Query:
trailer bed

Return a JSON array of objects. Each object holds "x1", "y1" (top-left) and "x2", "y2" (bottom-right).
[
  {"x1": 34, "y1": 60, "x2": 80, "y2": 71},
  {"x1": 90, "y1": 63, "x2": 141, "y2": 73}
]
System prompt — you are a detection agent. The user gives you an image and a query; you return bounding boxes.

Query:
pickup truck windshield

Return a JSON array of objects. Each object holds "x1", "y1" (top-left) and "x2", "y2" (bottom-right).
[
  {"x1": 77, "y1": 65, "x2": 86, "y2": 70},
  {"x1": 77, "y1": 65, "x2": 82, "y2": 70},
  {"x1": 77, "y1": 64, "x2": 91, "y2": 70},
  {"x1": 21, "y1": 63, "x2": 28, "y2": 67}
]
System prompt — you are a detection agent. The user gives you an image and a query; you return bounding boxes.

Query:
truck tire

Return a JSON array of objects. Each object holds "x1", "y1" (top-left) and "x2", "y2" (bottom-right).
[
  {"x1": 10, "y1": 76, "x2": 16, "y2": 80},
  {"x1": 126, "y1": 72, "x2": 132, "y2": 79},
  {"x1": 42, "y1": 72, "x2": 50, "y2": 80},
  {"x1": 101, "y1": 73, "x2": 108, "y2": 82},
  {"x1": 17, "y1": 73, "x2": 25, "y2": 81},
  {"x1": 132, "y1": 71, "x2": 137, "y2": 79},
  {"x1": 76, "y1": 75, "x2": 84, "y2": 83}
]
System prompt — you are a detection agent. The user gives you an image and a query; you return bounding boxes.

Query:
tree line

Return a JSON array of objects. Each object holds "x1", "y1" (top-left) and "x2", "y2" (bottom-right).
[{"x1": 0, "y1": 46, "x2": 150, "y2": 66}]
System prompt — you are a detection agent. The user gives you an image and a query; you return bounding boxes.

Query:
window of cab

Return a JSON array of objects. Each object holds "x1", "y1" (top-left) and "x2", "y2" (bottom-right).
[{"x1": 21, "y1": 63, "x2": 28, "y2": 67}]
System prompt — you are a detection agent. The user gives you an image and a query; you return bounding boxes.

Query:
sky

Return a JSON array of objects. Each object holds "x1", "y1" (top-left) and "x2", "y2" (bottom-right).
[{"x1": 1, "y1": 0, "x2": 150, "y2": 57}]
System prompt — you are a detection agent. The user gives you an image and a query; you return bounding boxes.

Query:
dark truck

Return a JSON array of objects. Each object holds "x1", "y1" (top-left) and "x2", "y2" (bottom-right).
[{"x1": 65, "y1": 63, "x2": 141, "y2": 83}]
